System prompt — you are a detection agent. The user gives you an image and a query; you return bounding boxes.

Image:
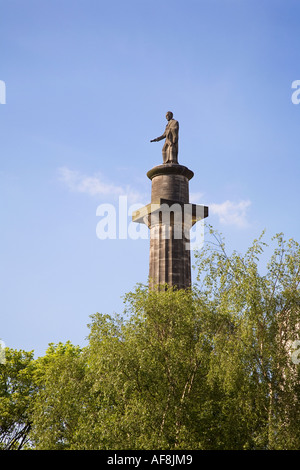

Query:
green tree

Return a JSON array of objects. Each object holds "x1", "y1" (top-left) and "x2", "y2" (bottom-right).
[
  {"x1": 30, "y1": 341, "x2": 87, "y2": 450},
  {"x1": 78, "y1": 286, "x2": 219, "y2": 449},
  {"x1": 0, "y1": 348, "x2": 35, "y2": 449},
  {"x1": 194, "y1": 228, "x2": 300, "y2": 449}
]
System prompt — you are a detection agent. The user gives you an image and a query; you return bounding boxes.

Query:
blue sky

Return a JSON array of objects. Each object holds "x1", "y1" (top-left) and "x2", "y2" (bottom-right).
[{"x1": 1, "y1": 0, "x2": 300, "y2": 357}]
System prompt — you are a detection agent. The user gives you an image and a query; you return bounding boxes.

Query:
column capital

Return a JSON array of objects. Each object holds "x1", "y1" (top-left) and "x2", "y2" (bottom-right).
[
  {"x1": 132, "y1": 198, "x2": 209, "y2": 226},
  {"x1": 147, "y1": 163, "x2": 194, "y2": 181}
]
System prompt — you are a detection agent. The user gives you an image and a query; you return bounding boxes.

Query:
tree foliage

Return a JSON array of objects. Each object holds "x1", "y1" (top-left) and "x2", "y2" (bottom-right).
[
  {"x1": 0, "y1": 349, "x2": 35, "y2": 449},
  {"x1": 1, "y1": 229, "x2": 300, "y2": 449}
]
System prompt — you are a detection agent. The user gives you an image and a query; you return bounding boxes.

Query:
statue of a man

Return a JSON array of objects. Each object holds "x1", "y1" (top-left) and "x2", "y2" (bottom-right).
[{"x1": 150, "y1": 111, "x2": 179, "y2": 164}]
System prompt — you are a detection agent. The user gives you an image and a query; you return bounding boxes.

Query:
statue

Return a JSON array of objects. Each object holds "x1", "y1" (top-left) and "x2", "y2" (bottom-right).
[{"x1": 150, "y1": 111, "x2": 179, "y2": 164}]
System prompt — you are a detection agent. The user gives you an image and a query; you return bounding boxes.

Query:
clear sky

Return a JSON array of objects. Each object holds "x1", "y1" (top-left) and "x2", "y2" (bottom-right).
[{"x1": 1, "y1": 0, "x2": 300, "y2": 357}]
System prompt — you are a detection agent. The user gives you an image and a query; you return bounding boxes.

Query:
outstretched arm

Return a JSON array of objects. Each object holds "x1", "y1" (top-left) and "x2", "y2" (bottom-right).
[{"x1": 150, "y1": 133, "x2": 165, "y2": 143}]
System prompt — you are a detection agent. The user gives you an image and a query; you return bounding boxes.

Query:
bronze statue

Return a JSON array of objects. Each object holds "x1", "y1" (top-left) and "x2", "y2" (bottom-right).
[{"x1": 150, "y1": 111, "x2": 179, "y2": 164}]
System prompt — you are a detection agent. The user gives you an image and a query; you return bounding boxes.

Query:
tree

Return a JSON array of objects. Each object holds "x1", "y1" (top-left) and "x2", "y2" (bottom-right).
[
  {"x1": 29, "y1": 342, "x2": 87, "y2": 450},
  {"x1": 194, "y1": 228, "x2": 300, "y2": 449},
  {"x1": 79, "y1": 286, "x2": 219, "y2": 449},
  {"x1": 0, "y1": 348, "x2": 35, "y2": 449}
]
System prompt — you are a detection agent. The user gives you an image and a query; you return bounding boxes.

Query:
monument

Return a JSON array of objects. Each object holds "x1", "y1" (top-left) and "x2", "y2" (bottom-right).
[{"x1": 132, "y1": 112, "x2": 208, "y2": 289}]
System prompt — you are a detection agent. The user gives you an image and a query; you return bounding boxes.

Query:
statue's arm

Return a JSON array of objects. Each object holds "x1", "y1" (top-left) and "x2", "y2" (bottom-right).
[{"x1": 150, "y1": 132, "x2": 166, "y2": 143}]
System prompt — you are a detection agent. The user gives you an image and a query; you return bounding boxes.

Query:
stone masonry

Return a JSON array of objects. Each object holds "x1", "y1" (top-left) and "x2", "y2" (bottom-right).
[{"x1": 132, "y1": 162, "x2": 208, "y2": 289}]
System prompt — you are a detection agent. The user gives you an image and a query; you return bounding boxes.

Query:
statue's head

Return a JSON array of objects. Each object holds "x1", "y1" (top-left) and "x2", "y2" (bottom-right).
[{"x1": 166, "y1": 111, "x2": 173, "y2": 121}]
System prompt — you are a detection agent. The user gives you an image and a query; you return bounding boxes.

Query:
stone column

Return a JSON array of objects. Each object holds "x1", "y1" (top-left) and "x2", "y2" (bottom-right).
[{"x1": 132, "y1": 163, "x2": 208, "y2": 290}]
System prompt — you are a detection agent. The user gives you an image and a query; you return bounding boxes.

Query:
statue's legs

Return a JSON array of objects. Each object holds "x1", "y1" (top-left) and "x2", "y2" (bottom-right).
[
  {"x1": 170, "y1": 144, "x2": 178, "y2": 163},
  {"x1": 162, "y1": 142, "x2": 168, "y2": 164},
  {"x1": 163, "y1": 144, "x2": 178, "y2": 164},
  {"x1": 162, "y1": 143, "x2": 178, "y2": 163}
]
